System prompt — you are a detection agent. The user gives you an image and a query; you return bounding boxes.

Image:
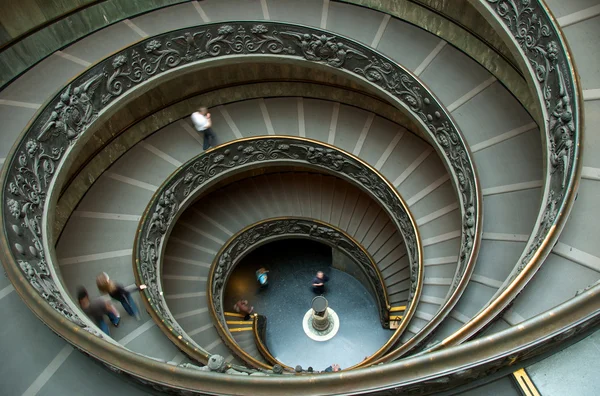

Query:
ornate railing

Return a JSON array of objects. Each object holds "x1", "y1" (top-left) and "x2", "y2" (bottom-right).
[
  {"x1": 427, "y1": 0, "x2": 584, "y2": 349},
  {"x1": 2, "y1": 20, "x2": 477, "y2": 387},
  {"x1": 209, "y1": 217, "x2": 389, "y2": 328},
  {"x1": 252, "y1": 314, "x2": 292, "y2": 370},
  {"x1": 206, "y1": 217, "x2": 393, "y2": 368},
  {"x1": 0, "y1": 6, "x2": 592, "y2": 395},
  {"x1": 133, "y1": 137, "x2": 421, "y2": 367}
]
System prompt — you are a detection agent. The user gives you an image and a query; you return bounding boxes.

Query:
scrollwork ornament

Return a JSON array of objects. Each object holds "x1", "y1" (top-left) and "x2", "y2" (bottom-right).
[
  {"x1": 486, "y1": 0, "x2": 579, "y2": 283},
  {"x1": 5, "y1": 21, "x2": 479, "y2": 374},
  {"x1": 210, "y1": 218, "x2": 390, "y2": 327}
]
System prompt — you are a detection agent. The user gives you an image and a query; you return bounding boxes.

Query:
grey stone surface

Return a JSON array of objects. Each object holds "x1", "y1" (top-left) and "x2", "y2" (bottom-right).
[
  {"x1": 397, "y1": 154, "x2": 446, "y2": 200},
  {"x1": 265, "y1": 97, "x2": 300, "y2": 136},
  {"x1": 327, "y1": 1, "x2": 384, "y2": 46},
  {"x1": 545, "y1": 0, "x2": 600, "y2": 18},
  {"x1": 267, "y1": 0, "x2": 323, "y2": 27},
  {"x1": 456, "y1": 375, "x2": 520, "y2": 396},
  {"x1": 200, "y1": 0, "x2": 264, "y2": 21},
  {"x1": 131, "y1": 2, "x2": 204, "y2": 36},
  {"x1": 75, "y1": 176, "x2": 155, "y2": 214},
  {"x1": 144, "y1": 119, "x2": 205, "y2": 164},
  {"x1": 0, "y1": 293, "x2": 69, "y2": 395},
  {"x1": 473, "y1": 240, "x2": 528, "y2": 282},
  {"x1": 418, "y1": 210, "x2": 462, "y2": 240},
  {"x1": 510, "y1": 253, "x2": 600, "y2": 321},
  {"x1": 333, "y1": 104, "x2": 371, "y2": 153},
  {"x1": 559, "y1": 179, "x2": 600, "y2": 258},
  {"x1": 36, "y1": 348, "x2": 150, "y2": 396},
  {"x1": 108, "y1": 144, "x2": 178, "y2": 187},
  {"x1": 0, "y1": 105, "x2": 36, "y2": 158},
  {"x1": 62, "y1": 20, "x2": 142, "y2": 64},
  {"x1": 420, "y1": 44, "x2": 491, "y2": 106},
  {"x1": 473, "y1": 129, "x2": 542, "y2": 189},
  {"x1": 376, "y1": 17, "x2": 441, "y2": 71},
  {"x1": 57, "y1": 216, "x2": 138, "y2": 257},
  {"x1": 127, "y1": 325, "x2": 182, "y2": 361},
  {"x1": 563, "y1": 16, "x2": 600, "y2": 89},
  {"x1": 378, "y1": 132, "x2": 429, "y2": 181},
  {"x1": 452, "y1": 81, "x2": 536, "y2": 147},
  {"x1": 359, "y1": 116, "x2": 403, "y2": 165},
  {"x1": 0, "y1": 53, "x2": 85, "y2": 103},
  {"x1": 582, "y1": 100, "x2": 600, "y2": 169},
  {"x1": 409, "y1": 180, "x2": 458, "y2": 219},
  {"x1": 482, "y1": 188, "x2": 541, "y2": 235},
  {"x1": 303, "y1": 98, "x2": 335, "y2": 143},
  {"x1": 528, "y1": 329, "x2": 600, "y2": 396}
]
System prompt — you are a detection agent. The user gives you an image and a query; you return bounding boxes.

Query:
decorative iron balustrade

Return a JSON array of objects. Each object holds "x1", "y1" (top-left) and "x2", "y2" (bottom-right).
[
  {"x1": 206, "y1": 217, "x2": 392, "y2": 368},
  {"x1": 210, "y1": 217, "x2": 390, "y2": 328},
  {"x1": 1, "y1": 21, "x2": 479, "y2": 362},
  {"x1": 429, "y1": 0, "x2": 584, "y2": 348},
  {"x1": 0, "y1": 6, "x2": 591, "y2": 395},
  {"x1": 133, "y1": 137, "x2": 421, "y2": 367}
]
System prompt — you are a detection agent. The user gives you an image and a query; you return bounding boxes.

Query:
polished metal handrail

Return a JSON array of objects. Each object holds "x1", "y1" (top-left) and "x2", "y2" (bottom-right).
[
  {"x1": 205, "y1": 216, "x2": 400, "y2": 369},
  {"x1": 0, "y1": 21, "x2": 482, "y2": 392},
  {"x1": 0, "y1": 8, "x2": 590, "y2": 394},
  {"x1": 1, "y1": 20, "x2": 477, "y2": 372},
  {"x1": 427, "y1": 0, "x2": 584, "y2": 349},
  {"x1": 251, "y1": 314, "x2": 293, "y2": 371},
  {"x1": 133, "y1": 138, "x2": 422, "y2": 368}
]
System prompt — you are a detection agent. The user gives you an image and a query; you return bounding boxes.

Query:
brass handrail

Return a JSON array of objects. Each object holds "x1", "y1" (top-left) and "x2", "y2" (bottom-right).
[
  {"x1": 251, "y1": 314, "x2": 293, "y2": 371},
  {"x1": 205, "y1": 216, "x2": 402, "y2": 369},
  {"x1": 2, "y1": 20, "x2": 480, "y2": 389},
  {"x1": 426, "y1": 0, "x2": 584, "y2": 349},
  {"x1": 134, "y1": 135, "x2": 422, "y2": 368}
]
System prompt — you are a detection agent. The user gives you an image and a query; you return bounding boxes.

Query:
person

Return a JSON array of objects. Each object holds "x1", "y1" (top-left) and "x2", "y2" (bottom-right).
[
  {"x1": 311, "y1": 271, "x2": 329, "y2": 294},
  {"x1": 324, "y1": 363, "x2": 340, "y2": 372},
  {"x1": 77, "y1": 287, "x2": 120, "y2": 336},
  {"x1": 233, "y1": 299, "x2": 254, "y2": 320},
  {"x1": 190, "y1": 106, "x2": 215, "y2": 150},
  {"x1": 96, "y1": 272, "x2": 146, "y2": 320},
  {"x1": 256, "y1": 267, "x2": 269, "y2": 288}
]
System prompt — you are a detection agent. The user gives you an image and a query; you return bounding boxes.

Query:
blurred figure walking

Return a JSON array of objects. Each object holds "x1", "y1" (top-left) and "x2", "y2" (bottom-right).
[
  {"x1": 256, "y1": 267, "x2": 269, "y2": 288},
  {"x1": 77, "y1": 287, "x2": 120, "y2": 336},
  {"x1": 311, "y1": 271, "x2": 329, "y2": 294},
  {"x1": 96, "y1": 272, "x2": 146, "y2": 320},
  {"x1": 191, "y1": 106, "x2": 215, "y2": 150}
]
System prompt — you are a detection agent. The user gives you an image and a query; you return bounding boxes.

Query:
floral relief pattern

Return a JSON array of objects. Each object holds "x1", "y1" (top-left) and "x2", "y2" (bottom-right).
[
  {"x1": 137, "y1": 138, "x2": 419, "y2": 341},
  {"x1": 210, "y1": 219, "x2": 390, "y2": 328},
  {"x1": 0, "y1": 8, "x2": 582, "y2": 389},
  {"x1": 5, "y1": 22, "x2": 475, "y2": 359},
  {"x1": 485, "y1": 1, "x2": 579, "y2": 280}
]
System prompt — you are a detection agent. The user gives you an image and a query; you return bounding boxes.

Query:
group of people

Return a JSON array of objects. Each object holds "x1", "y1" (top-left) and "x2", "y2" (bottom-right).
[
  {"x1": 233, "y1": 269, "x2": 330, "y2": 320},
  {"x1": 295, "y1": 363, "x2": 340, "y2": 373},
  {"x1": 77, "y1": 273, "x2": 146, "y2": 336}
]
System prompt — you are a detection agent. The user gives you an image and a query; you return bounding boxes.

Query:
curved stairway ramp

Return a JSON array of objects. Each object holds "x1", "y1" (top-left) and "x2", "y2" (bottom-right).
[
  {"x1": 225, "y1": 313, "x2": 269, "y2": 366},
  {"x1": 55, "y1": 95, "x2": 458, "y2": 365},
  {"x1": 162, "y1": 171, "x2": 408, "y2": 360},
  {"x1": 0, "y1": 0, "x2": 597, "y2": 394},
  {"x1": 1, "y1": 0, "x2": 537, "y2": 365}
]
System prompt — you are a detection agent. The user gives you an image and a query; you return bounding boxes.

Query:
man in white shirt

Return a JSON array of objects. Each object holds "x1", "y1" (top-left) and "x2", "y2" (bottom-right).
[{"x1": 190, "y1": 107, "x2": 215, "y2": 150}]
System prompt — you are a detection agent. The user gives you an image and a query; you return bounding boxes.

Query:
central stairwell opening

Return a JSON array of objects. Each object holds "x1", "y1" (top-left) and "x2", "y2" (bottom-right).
[{"x1": 225, "y1": 238, "x2": 393, "y2": 369}]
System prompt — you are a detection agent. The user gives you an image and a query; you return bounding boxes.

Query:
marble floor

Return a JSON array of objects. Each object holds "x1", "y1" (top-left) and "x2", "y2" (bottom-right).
[{"x1": 224, "y1": 239, "x2": 394, "y2": 370}]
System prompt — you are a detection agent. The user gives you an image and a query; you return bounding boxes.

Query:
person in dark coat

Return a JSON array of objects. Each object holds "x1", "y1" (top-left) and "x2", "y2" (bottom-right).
[{"x1": 311, "y1": 271, "x2": 329, "y2": 294}]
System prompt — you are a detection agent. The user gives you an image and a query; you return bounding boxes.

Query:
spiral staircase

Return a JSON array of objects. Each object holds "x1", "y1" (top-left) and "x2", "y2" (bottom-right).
[{"x1": 1, "y1": 1, "x2": 599, "y2": 395}]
